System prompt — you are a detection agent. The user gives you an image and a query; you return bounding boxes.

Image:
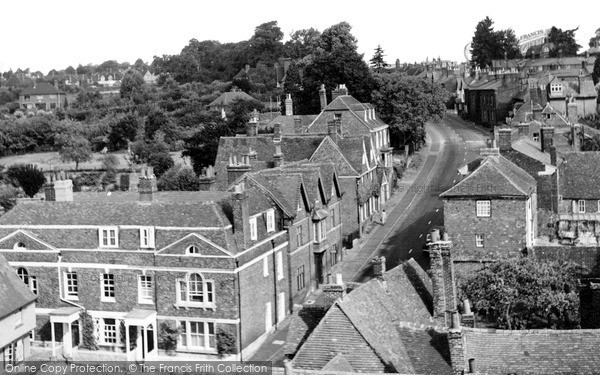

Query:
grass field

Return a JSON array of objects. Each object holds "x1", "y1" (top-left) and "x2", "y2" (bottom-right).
[{"x1": 0, "y1": 151, "x2": 191, "y2": 171}]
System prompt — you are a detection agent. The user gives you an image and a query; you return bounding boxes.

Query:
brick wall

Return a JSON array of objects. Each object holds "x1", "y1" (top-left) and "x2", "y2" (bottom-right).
[
  {"x1": 338, "y1": 179, "x2": 359, "y2": 244},
  {"x1": 443, "y1": 198, "x2": 528, "y2": 261}
]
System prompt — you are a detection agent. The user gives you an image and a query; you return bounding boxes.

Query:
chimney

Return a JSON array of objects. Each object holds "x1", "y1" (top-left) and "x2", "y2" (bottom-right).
[
  {"x1": 540, "y1": 126, "x2": 554, "y2": 153},
  {"x1": 480, "y1": 141, "x2": 500, "y2": 158},
  {"x1": 285, "y1": 94, "x2": 293, "y2": 116},
  {"x1": 319, "y1": 84, "x2": 327, "y2": 111},
  {"x1": 227, "y1": 154, "x2": 251, "y2": 185},
  {"x1": 246, "y1": 109, "x2": 259, "y2": 136},
  {"x1": 497, "y1": 128, "x2": 513, "y2": 151},
  {"x1": 138, "y1": 167, "x2": 157, "y2": 202},
  {"x1": 245, "y1": 64, "x2": 250, "y2": 73},
  {"x1": 428, "y1": 235, "x2": 457, "y2": 326},
  {"x1": 293, "y1": 116, "x2": 304, "y2": 134},
  {"x1": 120, "y1": 171, "x2": 139, "y2": 192},
  {"x1": 198, "y1": 165, "x2": 217, "y2": 191},
  {"x1": 231, "y1": 185, "x2": 250, "y2": 249},
  {"x1": 53, "y1": 80, "x2": 58, "y2": 89},
  {"x1": 567, "y1": 97, "x2": 578, "y2": 124},
  {"x1": 273, "y1": 144, "x2": 284, "y2": 167},
  {"x1": 461, "y1": 299, "x2": 475, "y2": 328},
  {"x1": 44, "y1": 171, "x2": 74, "y2": 202},
  {"x1": 331, "y1": 84, "x2": 349, "y2": 101},
  {"x1": 273, "y1": 123, "x2": 282, "y2": 142},
  {"x1": 549, "y1": 146, "x2": 557, "y2": 166},
  {"x1": 321, "y1": 284, "x2": 345, "y2": 306},
  {"x1": 447, "y1": 311, "x2": 467, "y2": 375},
  {"x1": 529, "y1": 80, "x2": 540, "y2": 108},
  {"x1": 371, "y1": 256, "x2": 386, "y2": 279}
]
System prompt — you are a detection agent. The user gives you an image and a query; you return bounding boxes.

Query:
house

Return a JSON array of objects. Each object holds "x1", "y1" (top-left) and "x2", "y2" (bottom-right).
[
  {"x1": 556, "y1": 152, "x2": 600, "y2": 244},
  {"x1": 0, "y1": 253, "x2": 37, "y2": 369},
  {"x1": 0, "y1": 169, "x2": 294, "y2": 360},
  {"x1": 207, "y1": 89, "x2": 256, "y2": 118},
  {"x1": 441, "y1": 146, "x2": 537, "y2": 266},
  {"x1": 92, "y1": 72, "x2": 123, "y2": 87},
  {"x1": 463, "y1": 72, "x2": 522, "y2": 127},
  {"x1": 143, "y1": 71, "x2": 157, "y2": 85},
  {"x1": 19, "y1": 82, "x2": 67, "y2": 111}
]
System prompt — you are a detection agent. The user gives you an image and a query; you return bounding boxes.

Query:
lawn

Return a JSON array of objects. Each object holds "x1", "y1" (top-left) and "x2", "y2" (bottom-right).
[{"x1": 0, "y1": 151, "x2": 191, "y2": 171}]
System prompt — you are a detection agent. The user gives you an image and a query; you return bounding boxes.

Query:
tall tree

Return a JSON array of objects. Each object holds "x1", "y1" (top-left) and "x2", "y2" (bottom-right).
[
  {"x1": 120, "y1": 69, "x2": 147, "y2": 103},
  {"x1": 246, "y1": 21, "x2": 284, "y2": 66},
  {"x1": 470, "y1": 17, "x2": 521, "y2": 69},
  {"x1": 592, "y1": 56, "x2": 600, "y2": 85},
  {"x1": 284, "y1": 28, "x2": 321, "y2": 59},
  {"x1": 56, "y1": 133, "x2": 93, "y2": 170},
  {"x1": 589, "y1": 28, "x2": 600, "y2": 48},
  {"x1": 370, "y1": 45, "x2": 389, "y2": 70},
  {"x1": 547, "y1": 26, "x2": 581, "y2": 57},
  {"x1": 371, "y1": 73, "x2": 448, "y2": 152}
]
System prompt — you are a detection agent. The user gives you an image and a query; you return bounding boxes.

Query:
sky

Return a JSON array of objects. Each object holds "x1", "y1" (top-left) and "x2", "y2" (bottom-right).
[{"x1": 1, "y1": 0, "x2": 599, "y2": 74}]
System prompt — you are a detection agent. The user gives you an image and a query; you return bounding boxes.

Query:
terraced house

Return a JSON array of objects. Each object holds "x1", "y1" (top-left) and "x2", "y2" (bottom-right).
[{"x1": 0, "y1": 170, "x2": 292, "y2": 360}]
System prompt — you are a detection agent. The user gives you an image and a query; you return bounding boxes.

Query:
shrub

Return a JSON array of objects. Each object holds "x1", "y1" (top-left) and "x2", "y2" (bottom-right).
[
  {"x1": 216, "y1": 328, "x2": 237, "y2": 357},
  {"x1": 7, "y1": 164, "x2": 46, "y2": 198},
  {"x1": 157, "y1": 321, "x2": 180, "y2": 351},
  {"x1": 148, "y1": 152, "x2": 174, "y2": 177},
  {"x1": 0, "y1": 184, "x2": 23, "y2": 213},
  {"x1": 157, "y1": 166, "x2": 199, "y2": 191},
  {"x1": 80, "y1": 311, "x2": 99, "y2": 350}
]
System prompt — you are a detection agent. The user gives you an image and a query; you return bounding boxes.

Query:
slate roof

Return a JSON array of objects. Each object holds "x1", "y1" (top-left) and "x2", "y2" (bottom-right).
[
  {"x1": 263, "y1": 115, "x2": 318, "y2": 134},
  {"x1": 463, "y1": 327, "x2": 600, "y2": 374},
  {"x1": 441, "y1": 153, "x2": 536, "y2": 198},
  {"x1": 308, "y1": 95, "x2": 387, "y2": 132},
  {"x1": 559, "y1": 152, "x2": 600, "y2": 199},
  {"x1": 21, "y1": 82, "x2": 65, "y2": 95},
  {"x1": 510, "y1": 138, "x2": 553, "y2": 166},
  {"x1": 208, "y1": 91, "x2": 256, "y2": 107},
  {"x1": 292, "y1": 259, "x2": 448, "y2": 373},
  {"x1": 0, "y1": 253, "x2": 37, "y2": 318}
]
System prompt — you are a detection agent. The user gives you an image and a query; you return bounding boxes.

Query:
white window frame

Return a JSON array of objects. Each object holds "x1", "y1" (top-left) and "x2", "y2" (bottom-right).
[
  {"x1": 138, "y1": 275, "x2": 154, "y2": 304},
  {"x1": 101, "y1": 273, "x2": 115, "y2": 302},
  {"x1": 578, "y1": 200, "x2": 586, "y2": 213},
  {"x1": 187, "y1": 245, "x2": 200, "y2": 255},
  {"x1": 102, "y1": 318, "x2": 118, "y2": 345},
  {"x1": 297, "y1": 265, "x2": 305, "y2": 291},
  {"x1": 597, "y1": 200, "x2": 600, "y2": 213},
  {"x1": 139, "y1": 227, "x2": 155, "y2": 248},
  {"x1": 175, "y1": 273, "x2": 215, "y2": 308},
  {"x1": 266, "y1": 210, "x2": 275, "y2": 233},
  {"x1": 276, "y1": 251, "x2": 284, "y2": 281},
  {"x1": 249, "y1": 216, "x2": 258, "y2": 241},
  {"x1": 17, "y1": 267, "x2": 37, "y2": 295},
  {"x1": 263, "y1": 257, "x2": 269, "y2": 277},
  {"x1": 99, "y1": 227, "x2": 118, "y2": 248},
  {"x1": 64, "y1": 271, "x2": 78, "y2": 300},
  {"x1": 14, "y1": 310, "x2": 22, "y2": 327},
  {"x1": 475, "y1": 234, "x2": 484, "y2": 248},
  {"x1": 476, "y1": 200, "x2": 491, "y2": 217},
  {"x1": 265, "y1": 302, "x2": 272, "y2": 332},
  {"x1": 177, "y1": 321, "x2": 216, "y2": 351}
]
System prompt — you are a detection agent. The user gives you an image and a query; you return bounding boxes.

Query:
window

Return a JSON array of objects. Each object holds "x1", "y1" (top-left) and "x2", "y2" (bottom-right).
[
  {"x1": 249, "y1": 217, "x2": 258, "y2": 241},
  {"x1": 24, "y1": 95, "x2": 30, "y2": 100},
  {"x1": 103, "y1": 318, "x2": 117, "y2": 344},
  {"x1": 476, "y1": 201, "x2": 491, "y2": 217},
  {"x1": 263, "y1": 257, "x2": 269, "y2": 277},
  {"x1": 533, "y1": 132, "x2": 539, "y2": 142},
  {"x1": 297, "y1": 265, "x2": 305, "y2": 291},
  {"x1": 578, "y1": 200, "x2": 586, "y2": 213},
  {"x1": 313, "y1": 220, "x2": 326, "y2": 242},
  {"x1": 276, "y1": 252, "x2": 284, "y2": 281},
  {"x1": 139, "y1": 227, "x2": 155, "y2": 248},
  {"x1": 277, "y1": 292, "x2": 285, "y2": 323},
  {"x1": 14, "y1": 310, "x2": 22, "y2": 327},
  {"x1": 99, "y1": 227, "x2": 118, "y2": 248},
  {"x1": 296, "y1": 225, "x2": 303, "y2": 247},
  {"x1": 266, "y1": 210, "x2": 275, "y2": 232},
  {"x1": 475, "y1": 234, "x2": 484, "y2": 248},
  {"x1": 330, "y1": 208, "x2": 336, "y2": 227},
  {"x1": 334, "y1": 113, "x2": 342, "y2": 120},
  {"x1": 64, "y1": 272, "x2": 78, "y2": 300},
  {"x1": 187, "y1": 245, "x2": 200, "y2": 255},
  {"x1": 179, "y1": 321, "x2": 216, "y2": 351},
  {"x1": 50, "y1": 103, "x2": 57, "y2": 109},
  {"x1": 13, "y1": 242, "x2": 26, "y2": 250},
  {"x1": 101, "y1": 274, "x2": 115, "y2": 302},
  {"x1": 17, "y1": 267, "x2": 37, "y2": 294},
  {"x1": 138, "y1": 275, "x2": 153, "y2": 304},
  {"x1": 177, "y1": 273, "x2": 214, "y2": 307}
]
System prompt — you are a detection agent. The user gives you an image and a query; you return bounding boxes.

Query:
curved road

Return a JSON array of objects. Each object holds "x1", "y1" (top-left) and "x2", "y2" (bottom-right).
[{"x1": 353, "y1": 113, "x2": 490, "y2": 281}]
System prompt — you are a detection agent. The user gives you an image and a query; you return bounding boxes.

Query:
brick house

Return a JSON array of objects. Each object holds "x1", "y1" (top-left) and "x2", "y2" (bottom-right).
[
  {"x1": 0, "y1": 253, "x2": 37, "y2": 369},
  {"x1": 230, "y1": 162, "x2": 343, "y2": 304},
  {"x1": 0, "y1": 172, "x2": 292, "y2": 360},
  {"x1": 19, "y1": 82, "x2": 67, "y2": 111},
  {"x1": 464, "y1": 73, "x2": 521, "y2": 127},
  {"x1": 441, "y1": 148, "x2": 537, "y2": 264}
]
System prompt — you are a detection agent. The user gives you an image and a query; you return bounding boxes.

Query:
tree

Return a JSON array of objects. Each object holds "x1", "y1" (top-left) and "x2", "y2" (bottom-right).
[
  {"x1": 246, "y1": 21, "x2": 284, "y2": 66},
  {"x1": 589, "y1": 28, "x2": 600, "y2": 48},
  {"x1": 157, "y1": 166, "x2": 200, "y2": 191},
  {"x1": 592, "y1": 56, "x2": 600, "y2": 86},
  {"x1": 459, "y1": 257, "x2": 585, "y2": 330},
  {"x1": 183, "y1": 120, "x2": 229, "y2": 174},
  {"x1": 64, "y1": 66, "x2": 76, "y2": 75},
  {"x1": 56, "y1": 133, "x2": 93, "y2": 170},
  {"x1": 108, "y1": 114, "x2": 140, "y2": 151},
  {"x1": 147, "y1": 152, "x2": 174, "y2": 177},
  {"x1": 371, "y1": 73, "x2": 448, "y2": 151},
  {"x1": 547, "y1": 26, "x2": 581, "y2": 57},
  {"x1": 470, "y1": 17, "x2": 521, "y2": 68},
  {"x1": 7, "y1": 164, "x2": 46, "y2": 198},
  {"x1": 0, "y1": 184, "x2": 22, "y2": 213},
  {"x1": 284, "y1": 28, "x2": 321, "y2": 59},
  {"x1": 120, "y1": 69, "x2": 147, "y2": 103},
  {"x1": 370, "y1": 45, "x2": 389, "y2": 70}
]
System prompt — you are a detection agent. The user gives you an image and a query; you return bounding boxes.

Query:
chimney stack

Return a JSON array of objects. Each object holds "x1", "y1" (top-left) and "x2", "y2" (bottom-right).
[
  {"x1": 273, "y1": 123, "x2": 282, "y2": 142},
  {"x1": 44, "y1": 171, "x2": 74, "y2": 202},
  {"x1": 448, "y1": 310, "x2": 467, "y2": 375},
  {"x1": 319, "y1": 84, "x2": 327, "y2": 111},
  {"x1": 371, "y1": 256, "x2": 386, "y2": 279},
  {"x1": 321, "y1": 284, "x2": 345, "y2": 306},
  {"x1": 138, "y1": 166, "x2": 157, "y2": 202},
  {"x1": 198, "y1": 165, "x2": 217, "y2": 191},
  {"x1": 428, "y1": 235, "x2": 457, "y2": 326},
  {"x1": 461, "y1": 299, "x2": 475, "y2": 328},
  {"x1": 227, "y1": 154, "x2": 251, "y2": 185},
  {"x1": 285, "y1": 94, "x2": 293, "y2": 116},
  {"x1": 567, "y1": 97, "x2": 578, "y2": 125},
  {"x1": 331, "y1": 84, "x2": 349, "y2": 101},
  {"x1": 273, "y1": 144, "x2": 284, "y2": 167},
  {"x1": 540, "y1": 126, "x2": 554, "y2": 153},
  {"x1": 246, "y1": 109, "x2": 259, "y2": 136},
  {"x1": 53, "y1": 80, "x2": 58, "y2": 89},
  {"x1": 231, "y1": 185, "x2": 250, "y2": 249},
  {"x1": 497, "y1": 128, "x2": 513, "y2": 151},
  {"x1": 293, "y1": 116, "x2": 304, "y2": 134}
]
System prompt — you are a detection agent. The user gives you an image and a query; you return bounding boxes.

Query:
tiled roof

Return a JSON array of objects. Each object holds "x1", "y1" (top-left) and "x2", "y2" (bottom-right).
[
  {"x1": 559, "y1": 152, "x2": 600, "y2": 199},
  {"x1": 308, "y1": 95, "x2": 387, "y2": 132},
  {"x1": 0, "y1": 253, "x2": 37, "y2": 318},
  {"x1": 463, "y1": 327, "x2": 600, "y2": 374},
  {"x1": 510, "y1": 138, "x2": 553, "y2": 166},
  {"x1": 441, "y1": 154, "x2": 536, "y2": 198},
  {"x1": 263, "y1": 115, "x2": 318, "y2": 134},
  {"x1": 292, "y1": 259, "x2": 443, "y2": 373},
  {"x1": 284, "y1": 304, "x2": 328, "y2": 358},
  {"x1": 208, "y1": 91, "x2": 256, "y2": 107},
  {"x1": 21, "y1": 82, "x2": 65, "y2": 95},
  {"x1": 466, "y1": 79, "x2": 503, "y2": 91}
]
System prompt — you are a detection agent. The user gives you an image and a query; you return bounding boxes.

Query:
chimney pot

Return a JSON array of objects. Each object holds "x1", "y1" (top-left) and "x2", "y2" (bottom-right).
[
  {"x1": 451, "y1": 311, "x2": 461, "y2": 330},
  {"x1": 463, "y1": 299, "x2": 472, "y2": 315},
  {"x1": 319, "y1": 84, "x2": 327, "y2": 111}
]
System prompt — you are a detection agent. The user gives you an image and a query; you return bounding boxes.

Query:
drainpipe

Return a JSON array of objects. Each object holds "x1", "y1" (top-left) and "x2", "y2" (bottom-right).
[
  {"x1": 271, "y1": 240, "x2": 279, "y2": 329},
  {"x1": 235, "y1": 259, "x2": 243, "y2": 361}
]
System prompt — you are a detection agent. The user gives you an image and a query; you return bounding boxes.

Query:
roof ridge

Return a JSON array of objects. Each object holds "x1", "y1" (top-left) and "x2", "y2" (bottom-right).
[
  {"x1": 440, "y1": 157, "x2": 489, "y2": 196},
  {"x1": 488, "y1": 158, "x2": 529, "y2": 196},
  {"x1": 310, "y1": 137, "x2": 358, "y2": 175}
]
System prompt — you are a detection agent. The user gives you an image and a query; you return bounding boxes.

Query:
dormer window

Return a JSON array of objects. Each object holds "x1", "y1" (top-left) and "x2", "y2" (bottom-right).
[
  {"x1": 139, "y1": 227, "x2": 155, "y2": 248},
  {"x1": 99, "y1": 227, "x2": 118, "y2": 248},
  {"x1": 13, "y1": 242, "x2": 26, "y2": 251},
  {"x1": 187, "y1": 245, "x2": 200, "y2": 255},
  {"x1": 266, "y1": 210, "x2": 275, "y2": 232},
  {"x1": 550, "y1": 83, "x2": 562, "y2": 94}
]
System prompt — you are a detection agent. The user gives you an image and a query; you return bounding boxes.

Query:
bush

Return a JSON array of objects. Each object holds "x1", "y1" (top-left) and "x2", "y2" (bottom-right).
[
  {"x1": 216, "y1": 328, "x2": 237, "y2": 357},
  {"x1": 157, "y1": 321, "x2": 180, "y2": 351},
  {"x1": 0, "y1": 184, "x2": 23, "y2": 213},
  {"x1": 80, "y1": 311, "x2": 99, "y2": 350},
  {"x1": 7, "y1": 164, "x2": 46, "y2": 198},
  {"x1": 157, "y1": 166, "x2": 200, "y2": 191},
  {"x1": 148, "y1": 152, "x2": 174, "y2": 177}
]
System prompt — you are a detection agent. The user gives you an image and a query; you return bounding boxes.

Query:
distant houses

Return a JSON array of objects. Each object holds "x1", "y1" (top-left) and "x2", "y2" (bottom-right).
[{"x1": 19, "y1": 82, "x2": 67, "y2": 111}]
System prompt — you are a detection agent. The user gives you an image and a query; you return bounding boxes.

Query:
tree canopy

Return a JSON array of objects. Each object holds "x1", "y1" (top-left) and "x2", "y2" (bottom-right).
[
  {"x1": 470, "y1": 17, "x2": 521, "y2": 69},
  {"x1": 459, "y1": 257, "x2": 586, "y2": 330},
  {"x1": 547, "y1": 26, "x2": 581, "y2": 57},
  {"x1": 370, "y1": 45, "x2": 389, "y2": 70}
]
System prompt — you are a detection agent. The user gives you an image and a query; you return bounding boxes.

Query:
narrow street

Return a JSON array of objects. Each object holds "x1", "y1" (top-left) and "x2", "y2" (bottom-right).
[{"x1": 352, "y1": 113, "x2": 491, "y2": 281}]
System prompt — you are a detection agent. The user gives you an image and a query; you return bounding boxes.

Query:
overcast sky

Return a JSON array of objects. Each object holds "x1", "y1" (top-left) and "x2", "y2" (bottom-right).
[{"x1": 2, "y1": 0, "x2": 599, "y2": 74}]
